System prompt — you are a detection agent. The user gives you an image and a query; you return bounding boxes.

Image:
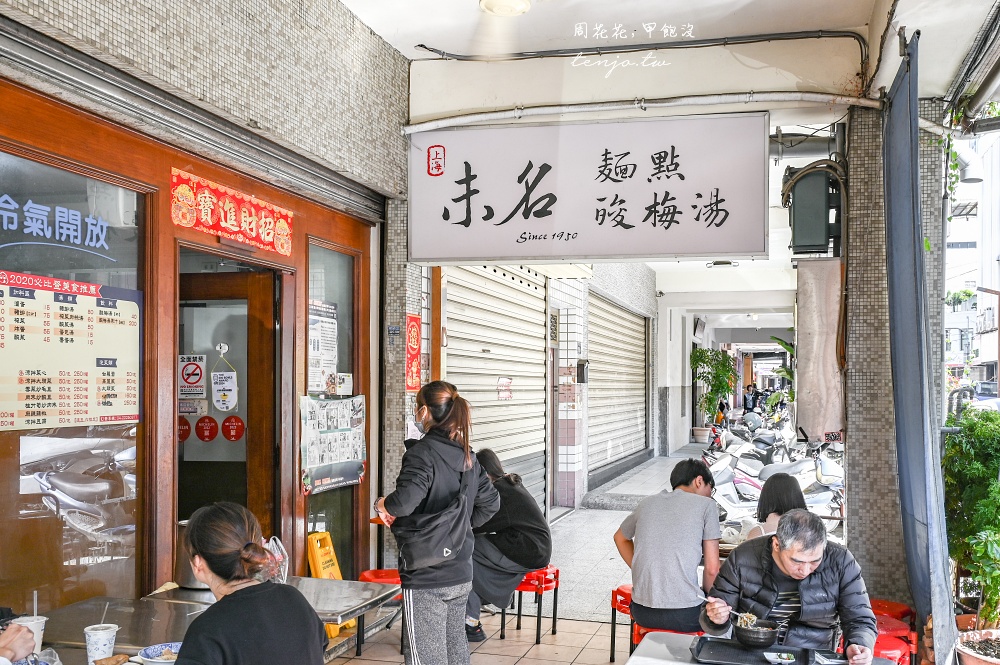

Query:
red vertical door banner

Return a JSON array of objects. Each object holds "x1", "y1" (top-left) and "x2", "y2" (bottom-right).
[{"x1": 405, "y1": 313, "x2": 421, "y2": 392}]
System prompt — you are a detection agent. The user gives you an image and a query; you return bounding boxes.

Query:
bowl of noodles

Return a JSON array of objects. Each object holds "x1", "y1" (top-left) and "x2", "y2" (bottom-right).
[{"x1": 732, "y1": 613, "x2": 779, "y2": 648}]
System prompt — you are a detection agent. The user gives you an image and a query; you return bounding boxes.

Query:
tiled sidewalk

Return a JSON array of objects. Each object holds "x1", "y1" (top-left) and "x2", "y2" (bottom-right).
[
  {"x1": 334, "y1": 446, "x2": 714, "y2": 662},
  {"x1": 332, "y1": 612, "x2": 632, "y2": 664}
]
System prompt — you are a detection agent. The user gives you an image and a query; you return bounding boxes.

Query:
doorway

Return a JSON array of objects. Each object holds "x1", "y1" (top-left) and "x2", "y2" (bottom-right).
[{"x1": 177, "y1": 249, "x2": 279, "y2": 537}]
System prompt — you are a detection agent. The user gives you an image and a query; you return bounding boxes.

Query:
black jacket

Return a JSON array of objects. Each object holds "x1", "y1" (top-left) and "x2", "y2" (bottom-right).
[
  {"x1": 384, "y1": 430, "x2": 499, "y2": 589},
  {"x1": 700, "y1": 536, "x2": 877, "y2": 650},
  {"x1": 474, "y1": 476, "x2": 552, "y2": 570}
]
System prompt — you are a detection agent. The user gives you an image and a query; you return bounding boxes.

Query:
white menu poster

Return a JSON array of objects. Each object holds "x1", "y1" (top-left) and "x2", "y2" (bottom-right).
[{"x1": 0, "y1": 269, "x2": 141, "y2": 431}]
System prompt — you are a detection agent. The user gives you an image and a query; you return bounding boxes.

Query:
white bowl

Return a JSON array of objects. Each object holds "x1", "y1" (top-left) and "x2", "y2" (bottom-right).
[
  {"x1": 137, "y1": 642, "x2": 183, "y2": 664},
  {"x1": 763, "y1": 652, "x2": 796, "y2": 664}
]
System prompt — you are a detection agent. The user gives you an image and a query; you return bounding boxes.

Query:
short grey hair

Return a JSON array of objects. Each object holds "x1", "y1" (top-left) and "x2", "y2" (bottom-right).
[{"x1": 775, "y1": 509, "x2": 827, "y2": 551}]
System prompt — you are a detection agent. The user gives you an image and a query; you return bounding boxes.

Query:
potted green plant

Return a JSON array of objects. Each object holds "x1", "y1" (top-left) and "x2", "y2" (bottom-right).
[
  {"x1": 765, "y1": 335, "x2": 795, "y2": 412},
  {"x1": 943, "y1": 407, "x2": 1000, "y2": 646},
  {"x1": 690, "y1": 348, "x2": 738, "y2": 438}
]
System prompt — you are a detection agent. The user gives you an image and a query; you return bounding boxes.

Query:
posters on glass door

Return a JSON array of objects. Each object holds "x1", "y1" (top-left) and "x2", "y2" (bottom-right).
[
  {"x1": 299, "y1": 394, "x2": 366, "y2": 493},
  {"x1": 307, "y1": 299, "x2": 338, "y2": 394}
]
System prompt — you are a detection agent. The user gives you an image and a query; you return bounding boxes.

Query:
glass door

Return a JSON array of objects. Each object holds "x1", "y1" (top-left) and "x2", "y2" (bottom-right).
[
  {"x1": 304, "y1": 242, "x2": 357, "y2": 579},
  {"x1": 178, "y1": 252, "x2": 278, "y2": 536}
]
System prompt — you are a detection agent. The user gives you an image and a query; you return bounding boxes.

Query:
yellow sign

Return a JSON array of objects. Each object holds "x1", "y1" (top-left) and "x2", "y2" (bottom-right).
[{"x1": 307, "y1": 532, "x2": 356, "y2": 637}]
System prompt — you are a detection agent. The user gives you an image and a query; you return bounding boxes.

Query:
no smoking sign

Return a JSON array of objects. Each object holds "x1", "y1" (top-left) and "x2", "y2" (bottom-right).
[{"x1": 178, "y1": 354, "x2": 207, "y2": 398}]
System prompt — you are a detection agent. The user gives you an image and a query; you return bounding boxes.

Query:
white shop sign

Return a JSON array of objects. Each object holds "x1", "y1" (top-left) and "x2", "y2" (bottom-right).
[{"x1": 408, "y1": 113, "x2": 768, "y2": 262}]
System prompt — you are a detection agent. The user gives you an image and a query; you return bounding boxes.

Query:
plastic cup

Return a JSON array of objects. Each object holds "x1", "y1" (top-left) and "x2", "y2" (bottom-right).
[
  {"x1": 11, "y1": 616, "x2": 47, "y2": 654},
  {"x1": 84, "y1": 623, "x2": 119, "y2": 665}
]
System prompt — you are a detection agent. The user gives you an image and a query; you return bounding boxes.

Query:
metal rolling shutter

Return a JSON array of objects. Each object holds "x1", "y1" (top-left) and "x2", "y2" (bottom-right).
[
  {"x1": 444, "y1": 265, "x2": 547, "y2": 507},
  {"x1": 587, "y1": 295, "x2": 648, "y2": 470}
]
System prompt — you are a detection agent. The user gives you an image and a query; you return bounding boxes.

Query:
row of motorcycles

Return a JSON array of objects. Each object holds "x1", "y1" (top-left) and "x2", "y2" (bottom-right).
[{"x1": 702, "y1": 409, "x2": 845, "y2": 535}]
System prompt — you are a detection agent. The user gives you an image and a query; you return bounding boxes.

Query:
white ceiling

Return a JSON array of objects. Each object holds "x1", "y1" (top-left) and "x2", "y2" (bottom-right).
[
  {"x1": 343, "y1": 0, "x2": 995, "y2": 101},
  {"x1": 345, "y1": 0, "x2": 877, "y2": 61}
]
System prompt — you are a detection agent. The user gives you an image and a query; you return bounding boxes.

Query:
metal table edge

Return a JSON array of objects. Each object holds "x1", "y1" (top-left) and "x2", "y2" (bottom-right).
[{"x1": 313, "y1": 584, "x2": 401, "y2": 624}]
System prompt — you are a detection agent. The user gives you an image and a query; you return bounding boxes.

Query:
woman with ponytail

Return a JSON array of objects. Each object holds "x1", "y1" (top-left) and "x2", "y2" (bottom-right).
[
  {"x1": 375, "y1": 381, "x2": 499, "y2": 665},
  {"x1": 176, "y1": 502, "x2": 327, "y2": 665}
]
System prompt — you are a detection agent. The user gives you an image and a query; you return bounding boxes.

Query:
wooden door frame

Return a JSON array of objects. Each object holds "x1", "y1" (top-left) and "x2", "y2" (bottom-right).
[
  {"x1": 298, "y1": 236, "x2": 370, "y2": 577},
  {"x1": 178, "y1": 271, "x2": 277, "y2": 537}
]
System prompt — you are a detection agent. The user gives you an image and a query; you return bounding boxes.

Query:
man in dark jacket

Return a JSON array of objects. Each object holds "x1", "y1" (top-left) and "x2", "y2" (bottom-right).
[{"x1": 702, "y1": 510, "x2": 876, "y2": 665}]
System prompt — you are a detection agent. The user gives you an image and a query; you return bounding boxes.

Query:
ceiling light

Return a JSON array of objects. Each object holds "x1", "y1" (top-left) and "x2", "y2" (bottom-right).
[{"x1": 480, "y1": 0, "x2": 531, "y2": 17}]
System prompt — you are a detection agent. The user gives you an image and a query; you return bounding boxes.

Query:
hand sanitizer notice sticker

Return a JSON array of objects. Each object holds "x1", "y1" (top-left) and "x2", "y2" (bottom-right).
[{"x1": 212, "y1": 371, "x2": 238, "y2": 412}]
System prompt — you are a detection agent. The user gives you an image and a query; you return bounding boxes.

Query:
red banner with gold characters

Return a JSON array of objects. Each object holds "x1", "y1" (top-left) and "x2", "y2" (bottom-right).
[
  {"x1": 405, "y1": 314, "x2": 421, "y2": 392},
  {"x1": 170, "y1": 168, "x2": 293, "y2": 257}
]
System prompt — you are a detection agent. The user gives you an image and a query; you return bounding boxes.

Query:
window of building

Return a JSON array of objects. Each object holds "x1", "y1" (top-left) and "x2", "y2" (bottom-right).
[{"x1": 0, "y1": 148, "x2": 144, "y2": 612}]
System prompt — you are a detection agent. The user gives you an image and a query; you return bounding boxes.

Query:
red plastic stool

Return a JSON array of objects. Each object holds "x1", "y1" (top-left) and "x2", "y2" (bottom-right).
[
  {"x1": 358, "y1": 569, "x2": 404, "y2": 653},
  {"x1": 876, "y1": 615, "x2": 918, "y2": 665},
  {"x1": 871, "y1": 599, "x2": 915, "y2": 622},
  {"x1": 874, "y1": 634, "x2": 910, "y2": 665},
  {"x1": 499, "y1": 565, "x2": 559, "y2": 644},
  {"x1": 610, "y1": 584, "x2": 633, "y2": 662},
  {"x1": 358, "y1": 569, "x2": 402, "y2": 600},
  {"x1": 631, "y1": 624, "x2": 704, "y2": 654}
]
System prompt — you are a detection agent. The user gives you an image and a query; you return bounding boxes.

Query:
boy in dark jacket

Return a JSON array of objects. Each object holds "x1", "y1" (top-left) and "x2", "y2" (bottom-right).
[{"x1": 702, "y1": 510, "x2": 877, "y2": 665}]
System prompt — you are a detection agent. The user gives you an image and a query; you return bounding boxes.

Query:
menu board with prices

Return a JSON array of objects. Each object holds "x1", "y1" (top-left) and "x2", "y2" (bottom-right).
[{"x1": 0, "y1": 269, "x2": 142, "y2": 431}]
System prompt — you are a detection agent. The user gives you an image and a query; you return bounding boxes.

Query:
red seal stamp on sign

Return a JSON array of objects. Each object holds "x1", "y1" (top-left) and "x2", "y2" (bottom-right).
[
  {"x1": 178, "y1": 416, "x2": 191, "y2": 442},
  {"x1": 221, "y1": 415, "x2": 245, "y2": 441},
  {"x1": 195, "y1": 416, "x2": 218, "y2": 442},
  {"x1": 427, "y1": 145, "x2": 445, "y2": 176}
]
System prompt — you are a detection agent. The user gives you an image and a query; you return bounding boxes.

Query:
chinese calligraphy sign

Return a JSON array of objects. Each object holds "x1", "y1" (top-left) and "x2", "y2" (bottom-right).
[
  {"x1": 171, "y1": 169, "x2": 293, "y2": 257},
  {"x1": 408, "y1": 113, "x2": 768, "y2": 262}
]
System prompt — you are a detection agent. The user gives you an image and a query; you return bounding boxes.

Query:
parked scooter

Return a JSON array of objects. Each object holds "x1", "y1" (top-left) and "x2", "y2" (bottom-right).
[
  {"x1": 33, "y1": 445, "x2": 137, "y2": 545},
  {"x1": 759, "y1": 441, "x2": 844, "y2": 492},
  {"x1": 709, "y1": 454, "x2": 761, "y2": 522}
]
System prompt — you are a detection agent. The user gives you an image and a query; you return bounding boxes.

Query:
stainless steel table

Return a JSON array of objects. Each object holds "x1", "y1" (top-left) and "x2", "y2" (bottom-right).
[
  {"x1": 627, "y1": 633, "x2": 897, "y2": 665},
  {"x1": 43, "y1": 596, "x2": 206, "y2": 656},
  {"x1": 147, "y1": 586, "x2": 216, "y2": 606},
  {"x1": 46, "y1": 579, "x2": 400, "y2": 660},
  {"x1": 627, "y1": 632, "x2": 702, "y2": 664},
  {"x1": 285, "y1": 576, "x2": 401, "y2": 657},
  {"x1": 47, "y1": 647, "x2": 89, "y2": 665}
]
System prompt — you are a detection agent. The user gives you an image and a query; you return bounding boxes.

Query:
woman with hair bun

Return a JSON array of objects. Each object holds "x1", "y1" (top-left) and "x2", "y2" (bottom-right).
[
  {"x1": 374, "y1": 381, "x2": 499, "y2": 665},
  {"x1": 175, "y1": 502, "x2": 327, "y2": 665}
]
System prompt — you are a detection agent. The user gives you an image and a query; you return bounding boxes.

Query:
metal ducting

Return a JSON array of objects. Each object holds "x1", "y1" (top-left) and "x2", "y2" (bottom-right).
[{"x1": 769, "y1": 134, "x2": 837, "y2": 160}]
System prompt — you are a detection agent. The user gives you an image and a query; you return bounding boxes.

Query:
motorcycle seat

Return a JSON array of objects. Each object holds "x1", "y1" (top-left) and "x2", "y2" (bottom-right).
[
  {"x1": 47, "y1": 472, "x2": 118, "y2": 503},
  {"x1": 759, "y1": 458, "x2": 814, "y2": 481},
  {"x1": 803, "y1": 489, "x2": 834, "y2": 505},
  {"x1": 753, "y1": 431, "x2": 777, "y2": 445}
]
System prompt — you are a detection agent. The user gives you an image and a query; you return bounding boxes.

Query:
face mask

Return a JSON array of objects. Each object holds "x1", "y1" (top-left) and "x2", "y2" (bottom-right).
[{"x1": 414, "y1": 419, "x2": 426, "y2": 435}]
